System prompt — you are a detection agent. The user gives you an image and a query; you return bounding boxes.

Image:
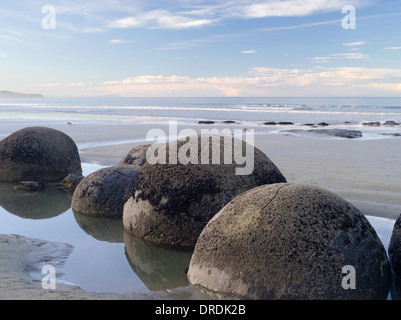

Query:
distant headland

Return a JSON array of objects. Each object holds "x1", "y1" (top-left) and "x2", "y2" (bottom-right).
[{"x1": 0, "y1": 91, "x2": 43, "y2": 98}]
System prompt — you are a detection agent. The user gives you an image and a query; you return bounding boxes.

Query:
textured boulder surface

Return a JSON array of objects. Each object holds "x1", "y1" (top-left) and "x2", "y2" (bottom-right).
[
  {"x1": 0, "y1": 127, "x2": 82, "y2": 182},
  {"x1": 187, "y1": 183, "x2": 391, "y2": 300},
  {"x1": 389, "y1": 215, "x2": 401, "y2": 279},
  {"x1": 72, "y1": 164, "x2": 140, "y2": 218},
  {"x1": 120, "y1": 144, "x2": 151, "y2": 166},
  {"x1": 123, "y1": 134, "x2": 287, "y2": 247}
]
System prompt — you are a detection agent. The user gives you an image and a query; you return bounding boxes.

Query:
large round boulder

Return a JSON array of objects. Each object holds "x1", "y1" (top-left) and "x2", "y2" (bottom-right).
[
  {"x1": 123, "y1": 134, "x2": 287, "y2": 247},
  {"x1": 72, "y1": 164, "x2": 140, "y2": 218},
  {"x1": 0, "y1": 127, "x2": 82, "y2": 182},
  {"x1": 187, "y1": 183, "x2": 391, "y2": 300},
  {"x1": 389, "y1": 214, "x2": 401, "y2": 279}
]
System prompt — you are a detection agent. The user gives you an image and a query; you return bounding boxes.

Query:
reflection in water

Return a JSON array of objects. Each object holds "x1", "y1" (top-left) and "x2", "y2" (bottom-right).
[
  {"x1": 72, "y1": 210, "x2": 194, "y2": 291},
  {"x1": 124, "y1": 231, "x2": 193, "y2": 291},
  {"x1": 391, "y1": 276, "x2": 401, "y2": 300},
  {"x1": 72, "y1": 209, "x2": 124, "y2": 243},
  {"x1": 0, "y1": 182, "x2": 72, "y2": 219}
]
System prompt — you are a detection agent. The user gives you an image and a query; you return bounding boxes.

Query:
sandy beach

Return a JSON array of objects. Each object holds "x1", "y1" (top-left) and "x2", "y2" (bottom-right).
[{"x1": 0, "y1": 121, "x2": 400, "y2": 299}]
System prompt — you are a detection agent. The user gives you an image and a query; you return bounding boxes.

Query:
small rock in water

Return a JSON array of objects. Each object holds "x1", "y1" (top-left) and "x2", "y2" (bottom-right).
[
  {"x1": 60, "y1": 174, "x2": 84, "y2": 190},
  {"x1": 14, "y1": 181, "x2": 44, "y2": 192},
  {"x1": 198, "y1": 120, "x2": 215, "y2": 124},
  {"x1": 263, "y1": 121, "x2": 276, "y2": 125},
  {"x1": 317, "y1": 122, "x2": 329, "y2": 126}
]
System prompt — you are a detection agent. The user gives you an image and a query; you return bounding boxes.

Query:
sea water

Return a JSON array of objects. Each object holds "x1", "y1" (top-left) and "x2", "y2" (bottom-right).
[{"x1": 0, "y1": 96, "x2": 401, "y2": 130}]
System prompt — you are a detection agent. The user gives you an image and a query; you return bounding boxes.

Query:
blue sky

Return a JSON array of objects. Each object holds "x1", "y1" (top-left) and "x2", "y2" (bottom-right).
[{"x1": 1, "y1": 0, "x2": 401, "y2": 97}]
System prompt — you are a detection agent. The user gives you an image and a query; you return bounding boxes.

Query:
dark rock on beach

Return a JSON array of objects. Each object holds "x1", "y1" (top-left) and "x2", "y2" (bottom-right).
[
  {"x1": 123, "y1": 134, "x2": 287, "y2": 247},
  {"x1": 0, "y1": 127, "x2": 82, "y2": 182},
  {"x1": 317, "y1": 122, "x2": 329, "y2": 126},
  {"x1": 308, "y1": 129, "x2": 362, "y2": 139},
  {"x1": 222, "y1": 120, "x2": 236, "y2": 124},
  {"x1": 362, "y1": 121, "x2": 381, "y2": 127},
  {"x1": 72, "y1": 164, "x2": 140, "y2": 219},
  {"x1": 277, "y1": 121, "x2": 294, "y2": 125},
  {"x1": 384, "y1": 120, "x2": 400, "y2": 126},
  {"x1": 381, "y1": 133, "x2": 401, "y2": 137},
  {"x1": 282, "y1": 129, "x2": 362, "y2": 139},
  {"x1": 198, "y1": 120, "x2": 215, "y2": 124},
  {"x1": 120, "y1": 144, "x2": 151, "y2": 166},
  {"x1": 187, "y1": 183, "x2": 391, "y2": 300},
  {"x1": 263, "y1": 121, "x2": 276, "y2": 125}
]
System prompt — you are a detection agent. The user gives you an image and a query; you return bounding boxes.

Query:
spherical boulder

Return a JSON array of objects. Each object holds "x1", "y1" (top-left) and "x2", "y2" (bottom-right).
[
  {"x1": 72, "y1": 164, "x2": 140, "y2": 218},
  {"x1": 0, "y1": 127, "x2": 82, "y2": 182},
  {"x1": 123, "y1": 134, "x2": 287, "y2": 247},
  {"x1": 120, "y1": 144, "x2": 151, "y2": 166},
  {"x1": 389, "y1": 214, "x2": 401, "y2": 279},
  {"x1": 187, "y1": 183, "x2": 391, "y2": 300}
]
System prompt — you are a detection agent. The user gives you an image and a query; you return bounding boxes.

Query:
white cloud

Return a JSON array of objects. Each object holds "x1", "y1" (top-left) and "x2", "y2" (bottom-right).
[
  {"x1": 234, "y1": 0, "x2": 358, "y2": 18},
  {"x1": 108, "y1": 39, "x2": 136, "y2": 44},
  {"x1": 241, "y1": 50, "x2": 257, "y2": 54},
  {"x1": 30, "y1": 82, "x2": 89, "y2": 87},
  {"x1": 109, "y1": 9, "x2": 218, "y2": 29},
  {"x1": 158, "y1": 32, "x2": 250, "y2": 50},
  {"x1": 312, "y1": 52, "x2": 369, "y2": 62},
  {"x1": 384, "y1": 46, "x2": 401, "y2": 50},
  {"x1": 331, "y1": 52, "x2": 369, "y2": 59},
  {"x1": 89, "y1": 66, "x2": 401, "y2": 97},
  {"x1": 107, "y1": 0, "x2": 365, "y2": 30},
  {"x1": 343, "y1": 41, "x2": 366, "y2": 46}
]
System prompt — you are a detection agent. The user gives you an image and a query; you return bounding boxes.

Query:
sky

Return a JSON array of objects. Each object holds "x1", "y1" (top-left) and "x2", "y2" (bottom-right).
[{"x1": 0, "y1": 0, "x2": 401, "y2": 98}]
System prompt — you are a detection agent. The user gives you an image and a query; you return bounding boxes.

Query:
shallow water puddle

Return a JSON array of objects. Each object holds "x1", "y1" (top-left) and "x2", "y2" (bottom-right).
[
  {"x1": 0, "y1": 164, "x2": 397, "y2": 297},
  {"x1": 0, "y1": 163, "x2": 192, "y2": 294}
]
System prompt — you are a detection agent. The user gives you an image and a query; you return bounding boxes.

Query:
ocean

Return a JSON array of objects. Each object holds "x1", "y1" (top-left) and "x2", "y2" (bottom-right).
[
  {"x1": 1, "y1": 96, "x2": 401, "y2": 141},
  {"x1": 0, "y1": 96, "x2": 400, "y2": 123}
]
